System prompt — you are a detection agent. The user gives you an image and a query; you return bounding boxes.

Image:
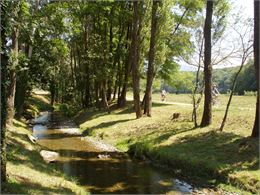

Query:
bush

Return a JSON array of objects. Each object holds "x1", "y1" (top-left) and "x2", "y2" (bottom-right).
[
  {"x1": 58, "y1": 103, "x2": 77, "y2": 117},
  {"x1": 244, "y1": 91, "x2": 257, "y2": 96}
]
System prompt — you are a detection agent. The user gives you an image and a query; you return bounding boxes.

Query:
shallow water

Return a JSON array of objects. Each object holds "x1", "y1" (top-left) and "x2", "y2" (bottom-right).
[{"x1": 33, "y1": 112, "x2": 193, "y2": 194}]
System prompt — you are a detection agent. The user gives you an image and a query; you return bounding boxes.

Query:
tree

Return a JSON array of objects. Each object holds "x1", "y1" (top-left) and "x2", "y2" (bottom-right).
[
  {"x1": 200, "y1": 0, "x2": 214, "y2": 127},
  {"x1": 131, "y1": 1, "x2": 143, "y2": 118},
  {"x1": 1, "y1": 0, "x2": 8, "y2": 183},
  {"x1": 251, "y1": 0, "x2": 259, "y2": 137},
  {"x1": 220, "y1": 20, "x2": 253, "y2": 131},
  {"x1": 14, "y1": 0, "x2": 39, "y2": 117},
  {"x1": 6, "y1": 1, "x2": 22, "y2": 126},
  {"x1": 143, "y1": 0, "x2": 160, "y2": 116}
]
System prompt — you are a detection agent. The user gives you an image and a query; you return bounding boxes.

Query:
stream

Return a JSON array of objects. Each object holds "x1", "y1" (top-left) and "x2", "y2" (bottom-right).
[{"x1": 32, "y1": 112, "x2": 194, "y2": 194}]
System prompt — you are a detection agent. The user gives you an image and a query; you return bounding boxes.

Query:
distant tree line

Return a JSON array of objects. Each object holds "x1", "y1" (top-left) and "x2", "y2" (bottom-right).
[{"x1": 161, "y1": 60, "x2": 256, "y2": 95}]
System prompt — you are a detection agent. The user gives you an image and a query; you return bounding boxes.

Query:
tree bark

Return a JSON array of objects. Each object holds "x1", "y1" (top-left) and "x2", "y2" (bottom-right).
[
  {"x1": 143, "y1": 0, "x2": 159, "y2": 117},
  {"x1": 118, "y1": 24, "x2": 131, "y2": 108},
  {"x1": 1, "y1": 1, "x2": 8, "y2": 182},
  {"x1": 6, "y1": 29, "x2": 19, "y2": 126},
  {"x1": 131, "y1": 1, "x2": 142, "y2": 118},
  {"x1": 101, "y1": 80, "x2": 110, "y2": 114},
  {"x1": 200, "y1": 1, "x2": 213, "y2": 127},
  {"x1": 252, "y1": 0, "x2": 259, "y2": 137},
  {"x1": 50, "y1": 78, "x2": 55, "y2": 106},
  {"x1": 94, "y1": 80, "x2": 100, "y2": 109}
]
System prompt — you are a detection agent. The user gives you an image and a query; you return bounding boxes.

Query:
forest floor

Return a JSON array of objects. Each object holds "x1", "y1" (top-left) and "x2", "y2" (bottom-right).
[
  {"x1": 2, "y1": 94, "x2": 88, "y2": 195},
  {"x1": 74, "y1": 93, "x2": 259, "y2": 194}
]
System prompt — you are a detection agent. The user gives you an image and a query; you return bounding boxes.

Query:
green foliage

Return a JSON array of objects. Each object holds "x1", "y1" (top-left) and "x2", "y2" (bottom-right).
[
  {"x1": 235, "y1": 60, "x2": 256, "y2": 95},
  {"x1": 212, "y1": 60, "x2": 256, "y2": 95},
  {"x1": 212, "y1": 0, "x2": 230, "y2": 43},
  {"x1": 167, "y1": 71, "x2": 195, "y2": 93},
  {"x1": 57, "y1": 103, "x2": 77, "y2": 117}
]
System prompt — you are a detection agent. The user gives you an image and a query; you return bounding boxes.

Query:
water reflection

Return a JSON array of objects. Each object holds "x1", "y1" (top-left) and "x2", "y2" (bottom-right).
[{"x1": 33, "y1": 112, "x2": 193, "y2": 194}]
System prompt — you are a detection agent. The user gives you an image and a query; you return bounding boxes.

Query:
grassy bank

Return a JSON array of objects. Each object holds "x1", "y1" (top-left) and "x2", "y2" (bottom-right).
[
  {"x1": 75, "y1": 94, "x2": 259, "y2": 193},
  {"x1": 2, "y1": 94, "x2": 88, "y2": 195}
]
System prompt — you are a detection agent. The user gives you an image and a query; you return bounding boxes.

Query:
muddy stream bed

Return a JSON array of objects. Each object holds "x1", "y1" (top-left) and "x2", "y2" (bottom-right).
[{"x1": 32, "y1": 111, "x2": 195, "y2": 194}]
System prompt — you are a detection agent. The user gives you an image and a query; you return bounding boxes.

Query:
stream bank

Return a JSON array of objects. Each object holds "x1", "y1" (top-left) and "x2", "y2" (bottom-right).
[
  {"x1": 32, "y1": 111, "x2": 195, "y2": 194},
  {"x1": 74, "y1": 101, "x2": 259, "y2": 194}
]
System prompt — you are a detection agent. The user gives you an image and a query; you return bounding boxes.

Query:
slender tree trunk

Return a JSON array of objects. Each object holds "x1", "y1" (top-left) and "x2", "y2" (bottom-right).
[
  {"x1": 107, "y1": 81, "x2": 112, "y2": 102},
  {"x1": 15, "y1": 72, "x2": 27, "y2": 118},
  {"x1": 6, "y1": 29, "x2": 19, "y2": 126},
  {"x1": 131, "y1": 1, "x2": 142, "y2": 118},
  {"x1": 192, "y1": 66, "x2": 202, "y2": 128},
  {"x1": 220, "y1": 58, "x2": 247, "y2": 131},
  {"x1": 94, "y1": 80, "x2": 100, "y2": 109},
  {"x1": 200, "y1": 1, "x2": 213, "y2": 127},
  {"x1": 144, "y1": 0, "x2": 159, "y2": 117},
  {"x1": 50, "y1": 79, "x2": 55, "y2": 106},
  {"x1": 112, "y1": 84, "x2": 117, "y2": 101},
  {"x1": 192, "y1": 38, "x2": 204, "y2": 127},
  {"x1": 1, "y1": 1, "x2": 8, "y2": 182},
  {"x1": 252, "y1": 0, "x2": 259, "y2": 137},
  {"x1": 101, "y1": 80, "x2": 110, "y2": 113},
  {"x1": 118, "y1": 24, "x2": 131, "y2": 108}
]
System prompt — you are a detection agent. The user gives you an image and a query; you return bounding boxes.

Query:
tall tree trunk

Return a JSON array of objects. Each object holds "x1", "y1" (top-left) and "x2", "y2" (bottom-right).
[
  {"x1": 50, "y1": 78, "x2": 55, "y2": 106},
  {"x1": 101, "y1": 80, "x2": 110, "y2": 114},
  {"x1": 112, "y1": 83, "x2": 117, "y2": 101},
  {"x1": 15, "y1": 72, "x2": 28, "y2": 118},
  {"x1": 131, "y1": 1, "x2": 142, "y2": 118},
  {"x1": 118, "y1": 54, "x2": 130, "y2": 107},
  {"x1": 107, "y1": 81, "x2": 112, "y2": 102},
  {"x1": 6, "y1": 29, "x2": 19, "y2": 126},
  {"x1": 143, "y1": 0, "x2": 159, "y2": 117},
  {"x1": 118, "y1": 24, "x2": 131, "y2": 108},
  {"x1": 14, "y1": 0, "x2": 39, "y2": 117},
  {"x1": 94, "y1": 80, "x2": 100, "y2": 109},
  {"x1": 192, "y1": 38, "x2": 204, "y2": 127},
  {"x1": 200, "y1": 1, "x2": 213, "y2": 127},
  {"x1": 1, "y1": 1, "x2": 8, "y2": 182},
  {"x1": 252, "y1": 0, "x2": 259, "y2": 137}
]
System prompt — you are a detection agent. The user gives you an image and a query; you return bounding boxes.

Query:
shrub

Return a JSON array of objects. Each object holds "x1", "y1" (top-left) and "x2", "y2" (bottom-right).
[
  {"x1": 58, "y1": 103, "x2": 77, "y2": 117},
  {"x1": 244, "y1": 91, "x2": 257, "y2": 96}
]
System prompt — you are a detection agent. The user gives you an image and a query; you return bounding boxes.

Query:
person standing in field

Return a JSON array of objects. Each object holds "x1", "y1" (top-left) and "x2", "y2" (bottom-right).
[{"x1": 161, "y1": 89, "x2": 167, "y2": 102}]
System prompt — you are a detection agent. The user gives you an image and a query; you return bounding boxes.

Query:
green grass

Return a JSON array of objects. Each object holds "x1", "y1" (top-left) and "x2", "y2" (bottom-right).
[{"x1": 75, "y1": 93, "x2": 259, "y2": 193}]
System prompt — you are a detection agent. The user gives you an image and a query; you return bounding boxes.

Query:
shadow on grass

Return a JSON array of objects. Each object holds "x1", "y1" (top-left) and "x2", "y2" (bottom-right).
[
  {"x1": 74, "y1": 109, "x2": 108, "y2": 125},
  {"x1": 152, "y1": 102, "x2": 173, "y2": 107},
  {"x1": 115, "y1": 101, "x2": 171, "y2": 115},
  {"x1": 82, "y1": 119, "x2": 134, "y2": 136},
  {"x1": 7, "y1": 133, "x2": 61, "y2": 176},
  {"x1": 27, "y1": 95, "x2": 53, "y2": 112},
  {"x1": 131, "y1": 130, "x2": 259, "y2": 189},
  {"x1": 4, "y1": 130, "x2": 83, "y2": 194}
]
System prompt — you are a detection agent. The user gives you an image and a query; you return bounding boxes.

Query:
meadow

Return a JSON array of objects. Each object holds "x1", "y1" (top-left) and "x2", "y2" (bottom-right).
[{"x1": 75, "y1": 93, "x2": 259, "y2": 193}]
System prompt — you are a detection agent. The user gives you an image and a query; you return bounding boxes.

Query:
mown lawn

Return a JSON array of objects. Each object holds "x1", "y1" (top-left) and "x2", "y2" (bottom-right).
[
  {"x1": 75, "y1": 93, "x2": 259, "y2": 193},
  {"x1": 2, "y1": 95, "x2": 88, "y2": 195}
]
